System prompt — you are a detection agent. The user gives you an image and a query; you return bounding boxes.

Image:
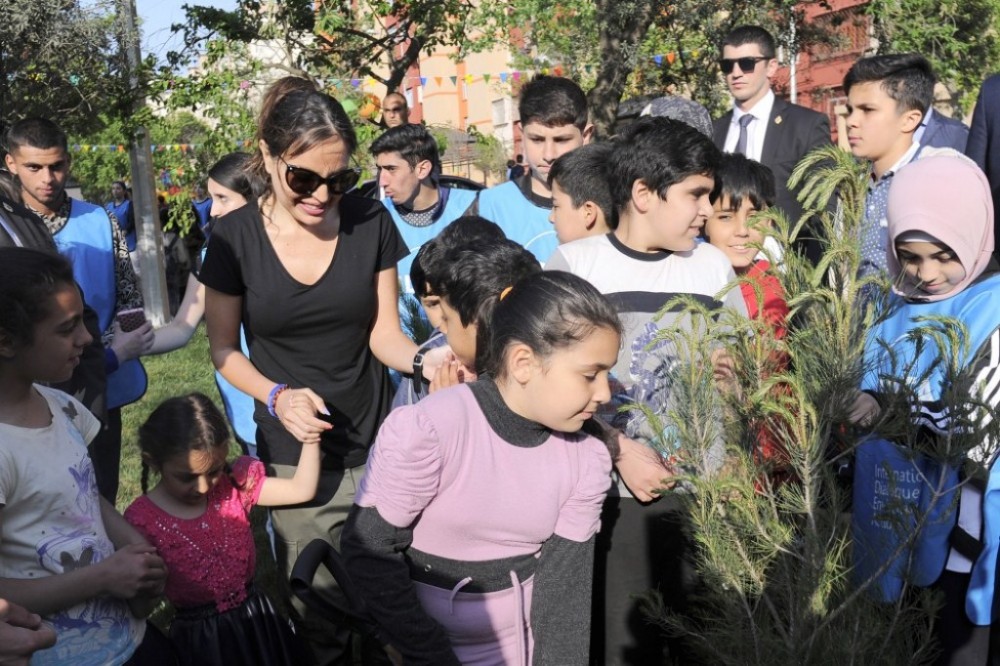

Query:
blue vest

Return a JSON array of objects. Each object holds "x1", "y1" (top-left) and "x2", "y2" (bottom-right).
[
  {"x1": 105, "y1": 199, "x2": 135, "y2": 252},
  {"x1": 854, "y1": 275, "x2": 1000, "y2": 613},
  {"x1": 477, "y1": 181, "x2": 558, "y2": 265},
  {"x1": 54, "y1": 200, "x2": 147, "y2": 409},
  {"x1": 193, "y1": 198, "x2": 213, "y2": 233},
  {"x1": 383, "y1": 187, "x2": 478, "y2": 295}
]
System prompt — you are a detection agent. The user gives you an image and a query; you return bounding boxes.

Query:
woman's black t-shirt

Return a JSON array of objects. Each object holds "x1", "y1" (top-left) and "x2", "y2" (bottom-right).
[{"x1": 199, "y1": 194, "x2": 408, "y2": 467}]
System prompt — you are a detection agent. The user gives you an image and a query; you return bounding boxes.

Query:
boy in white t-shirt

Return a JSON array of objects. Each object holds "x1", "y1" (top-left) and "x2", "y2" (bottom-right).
[{"x1": 547, "y1": 116, "x2": 747, "y2": 665}]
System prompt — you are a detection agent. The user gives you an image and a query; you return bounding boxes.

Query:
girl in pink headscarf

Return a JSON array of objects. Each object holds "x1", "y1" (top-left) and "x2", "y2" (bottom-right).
[{"x1": 854, "y1": 150, "x2": 1000, "y2": 665}]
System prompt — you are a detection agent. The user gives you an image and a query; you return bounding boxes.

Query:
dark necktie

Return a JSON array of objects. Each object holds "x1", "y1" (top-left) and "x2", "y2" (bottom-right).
[{"x1": 735, "y1": 114, "x2": 754, "y2": 156}]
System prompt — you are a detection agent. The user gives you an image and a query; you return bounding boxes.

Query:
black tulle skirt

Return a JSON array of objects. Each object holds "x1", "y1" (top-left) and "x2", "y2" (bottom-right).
[{"x1": 169, "y1": 588, "x2": 313, "y2": 666}]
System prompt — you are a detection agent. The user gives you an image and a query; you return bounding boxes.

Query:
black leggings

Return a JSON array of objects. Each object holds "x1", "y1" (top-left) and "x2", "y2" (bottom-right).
[{"x1": 125, "y1": 622, "x2": 178, "y2": 666}]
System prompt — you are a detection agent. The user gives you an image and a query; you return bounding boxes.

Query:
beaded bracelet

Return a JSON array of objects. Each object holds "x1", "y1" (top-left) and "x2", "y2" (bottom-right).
[{"x1": 267, "y1": 383, "x2": 289, "y2": 418}]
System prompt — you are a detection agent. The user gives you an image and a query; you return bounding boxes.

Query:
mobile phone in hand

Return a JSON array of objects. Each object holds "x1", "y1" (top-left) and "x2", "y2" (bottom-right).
[{"x1": 116, "y1": 308, "x2": 147, "y2": 332}]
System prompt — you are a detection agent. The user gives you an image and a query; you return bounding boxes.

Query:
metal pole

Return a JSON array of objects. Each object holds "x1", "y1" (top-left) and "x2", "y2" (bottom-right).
[
  {"x1": 789, "y1": 13, "x2": 798, "y2": 104},
  {"x1": 118, "y1": 0, "x2": 169, "y2": 326}
]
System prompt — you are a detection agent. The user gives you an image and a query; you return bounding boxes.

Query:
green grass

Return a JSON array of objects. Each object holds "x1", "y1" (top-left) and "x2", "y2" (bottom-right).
[{"x1": 117, "y1": 324, "x2": 288, "y2": 627}]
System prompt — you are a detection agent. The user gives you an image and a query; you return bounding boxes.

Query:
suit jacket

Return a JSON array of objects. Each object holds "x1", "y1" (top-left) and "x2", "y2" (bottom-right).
[
  {"x1": 921, "y1": 108, "x2": 969, "y2": 152},
  {"x1": 967, "y1": 74, "x2": 1000, "y2": 260},
  {"x1": 714, "y1": 97, "x2": 831, "y2": 262},
  {"x1": 0, "y1": 196, "x2": 108, "y2": 421}
]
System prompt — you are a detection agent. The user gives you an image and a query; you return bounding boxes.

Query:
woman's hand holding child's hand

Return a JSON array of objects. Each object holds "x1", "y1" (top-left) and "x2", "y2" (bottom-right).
[
  {"x1": 102, "y1": 544, "x2": 167, "y2": 599},
  {"x1": 275, "y1": 387, "x2": 333, "y2": 445},
  {"x1": 109, "y1": 320, "x2": 155, "y2": 363}
]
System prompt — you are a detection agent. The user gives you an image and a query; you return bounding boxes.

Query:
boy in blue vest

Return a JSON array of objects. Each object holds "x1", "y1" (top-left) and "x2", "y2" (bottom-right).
[
  {"x1": 478, "y1": 75, "x2": 594, "y2": 263},
  {"x1": 4, "y1": 118, "x2": 154, "y2": 504},
  {"x1": 370, "y1": 123, "x2": 478, "y2": 299}
]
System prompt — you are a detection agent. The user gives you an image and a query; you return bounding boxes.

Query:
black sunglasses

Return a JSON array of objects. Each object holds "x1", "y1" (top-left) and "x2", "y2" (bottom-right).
[
  {"x1": 718, "y1": 56, "x2": 769, "y2": 75},
  {"x1": 280, "y1": 157, "x2": 361, "y2": 196}
]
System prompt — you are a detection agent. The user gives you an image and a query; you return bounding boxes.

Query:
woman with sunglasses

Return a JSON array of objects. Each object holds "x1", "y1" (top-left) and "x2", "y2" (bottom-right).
[{"x1": 200, "y1": 85, "x2": 426, "y2": 664}]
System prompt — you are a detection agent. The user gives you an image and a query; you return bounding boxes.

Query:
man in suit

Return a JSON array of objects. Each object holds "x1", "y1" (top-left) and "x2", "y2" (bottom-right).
[
  {"x1": 713, "y1": 25, "x2": 831, "y2": 262},
  {"x1": 918, "y1": 107, "x2": 969, "y2": 152},
  {"x1": 967, "y1": 73, "x2": 1000, "y2": 261}
]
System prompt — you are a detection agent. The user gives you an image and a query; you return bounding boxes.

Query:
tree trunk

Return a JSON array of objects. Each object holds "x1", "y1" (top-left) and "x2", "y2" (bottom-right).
[
  {"x1": 385, "y1": 32, "x2": 423, "y2": 93},
  {"x1": 587, "y1": 0, "x2": 657, "y2": 139}
]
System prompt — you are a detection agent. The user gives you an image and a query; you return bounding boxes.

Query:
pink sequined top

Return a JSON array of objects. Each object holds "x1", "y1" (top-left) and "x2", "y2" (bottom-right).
[{"x1": 124, "y1": 456, "x2": 266, "y2": 612}]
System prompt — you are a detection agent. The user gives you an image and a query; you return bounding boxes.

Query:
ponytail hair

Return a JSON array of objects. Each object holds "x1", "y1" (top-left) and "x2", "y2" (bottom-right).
[
  {"x1": 138, "y1": 393, "x2": 231, "y2": 493},
  {"x1": 479, "y1": 270, "x2": 623, "y2": 380}
]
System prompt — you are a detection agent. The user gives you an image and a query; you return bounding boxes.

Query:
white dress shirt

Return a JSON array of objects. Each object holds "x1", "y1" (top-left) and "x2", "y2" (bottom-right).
[{"x1": 724, "y1": 89, "x2": 776, "y2": 162}]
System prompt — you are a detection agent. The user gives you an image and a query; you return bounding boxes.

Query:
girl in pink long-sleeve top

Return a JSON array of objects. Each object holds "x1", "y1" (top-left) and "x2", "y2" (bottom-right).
[{"x1": 342, "y1": 269, "x2": 622, "y2": 665}]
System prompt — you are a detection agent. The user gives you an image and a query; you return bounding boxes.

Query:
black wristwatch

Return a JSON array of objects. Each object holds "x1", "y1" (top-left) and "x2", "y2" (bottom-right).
[{"x1": 413, "y1": 350, "x2": 426, "y2": 384}]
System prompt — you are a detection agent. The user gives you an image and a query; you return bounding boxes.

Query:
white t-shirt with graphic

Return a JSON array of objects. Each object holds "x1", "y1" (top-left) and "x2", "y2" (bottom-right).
[{"x1": 0, "y1": 385, "x2": 144, "y2": 665}]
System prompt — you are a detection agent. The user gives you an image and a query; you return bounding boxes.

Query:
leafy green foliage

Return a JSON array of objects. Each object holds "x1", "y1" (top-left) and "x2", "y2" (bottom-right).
[
  {"x1": 172, "y1": 0, "x2": 482, "y2": 94},
  {"x1": 467, "y1": 126, "x2": 508, "y2": 183},
  {"x1": 868, "y1": 0, "x2": 1000, "y2": 111},
  {"x1": 69, "y1": 111, "x2": 249, "y2": 234},
  {"x1": 0, "y1": 0, "x2": 132, "y2": 136},
  {"x1": 636, "y1": 145, "x2": 999, "y2": 663}
]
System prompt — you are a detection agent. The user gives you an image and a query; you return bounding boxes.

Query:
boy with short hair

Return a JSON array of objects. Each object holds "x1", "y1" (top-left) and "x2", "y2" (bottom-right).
[
  {"x1": 392, "y1": 215, "x2": 506, "y2": 408},
  {"x1": 477, "y1": 75, "x2": 593, "y2": 262},
  {"x1": 546, "y1": 116, "x2": 748, "y2": 665},
  {"x1": 547, "y1": 142, "x2": 615, "y2": 244},
  {"x1": 431, "y1": 239, "x2": 541, "y2": 372},
  {"x1": 703, "y1": 153, "x2": 788, "y2": 336},
  {"x1": 843, "y1": 53, "x2": 934, "y2": 279},
  {"x1": 370, "y1": 124, "x2": 478, "y2": 297}
]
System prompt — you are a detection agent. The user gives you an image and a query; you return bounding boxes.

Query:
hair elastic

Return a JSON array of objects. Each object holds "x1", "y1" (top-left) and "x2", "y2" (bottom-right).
[{"x1": 499, "y1": 286, "x2": 513, "y2": 301}]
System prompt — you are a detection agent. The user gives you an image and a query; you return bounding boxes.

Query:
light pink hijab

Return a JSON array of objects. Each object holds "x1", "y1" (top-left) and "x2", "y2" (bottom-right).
[{"x1": 886, "y1": 149, "x2": 995, "y2": 302}]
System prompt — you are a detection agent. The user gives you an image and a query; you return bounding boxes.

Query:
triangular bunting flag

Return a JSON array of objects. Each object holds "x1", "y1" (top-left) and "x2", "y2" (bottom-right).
[
  {"x1": 500, "y1": 72, "x2": 508, "y2": 83},
  {"x1": 483, "y1": 73, "x2": 491, "y2": 83},
  {"x1": 464, "y1": 74, "x2": 473, "y2": 84},
  {"x1": 553, "y1": 66, "x2": 563, "y2": 77},
  {"x1": 350, "y1": 79, "x2": 360, "y2": 88},
  {"x1": 434, "y1": 76, "x2": 443, "y2": 87},
  {"x1": 449, "y1": 76, "x2": 457, "y2": 85},
  {"x1": 513, "y1": 71, "x2": 521, "y2": 82},
  {"x1": 420, "y1": 77, "x2": 427, "y2": 87},
  {"x1": 654, "y1": 54, "x2": 663, "y2": 66},
  {"x1": 667, "y1": 52, "x2": 676, "y2": 65}
]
